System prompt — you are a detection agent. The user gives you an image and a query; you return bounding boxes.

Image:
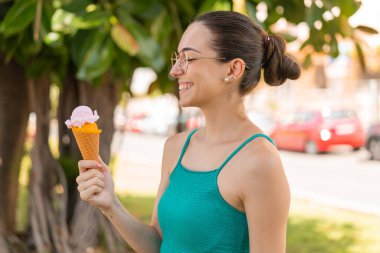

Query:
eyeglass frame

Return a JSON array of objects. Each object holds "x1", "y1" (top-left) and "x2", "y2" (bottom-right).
[
  {"x1": 171, "y1": 50, "x2": 251, "y2": 75},
  {"x1": 171, "y1": 50, "x2": 228, "y2": 75}
]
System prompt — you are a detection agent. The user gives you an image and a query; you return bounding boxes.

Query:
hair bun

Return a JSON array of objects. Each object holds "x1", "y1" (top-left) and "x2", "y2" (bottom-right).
[{"x1": 263, "y1": 34, "x2": 301, "y2": 86}]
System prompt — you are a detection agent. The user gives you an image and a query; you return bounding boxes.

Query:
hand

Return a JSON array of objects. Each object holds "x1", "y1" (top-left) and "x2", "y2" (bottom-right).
[{"x1": 76, "y1": 156, "x2": 117, "y2": 211}]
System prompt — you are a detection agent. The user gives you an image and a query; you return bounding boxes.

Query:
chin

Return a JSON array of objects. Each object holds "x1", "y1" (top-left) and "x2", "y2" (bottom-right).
[{"x1": 179, "y1": 99, "x2": 193, "y2": 108}]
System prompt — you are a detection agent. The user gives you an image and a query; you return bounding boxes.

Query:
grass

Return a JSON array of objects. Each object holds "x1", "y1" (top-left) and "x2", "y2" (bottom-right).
[
  {"x1": 288, "y1": 198, "x2": 380, "y2": 253},
  {"x1": 117, "y1": 194, "x2": 380, "y2": 253}
]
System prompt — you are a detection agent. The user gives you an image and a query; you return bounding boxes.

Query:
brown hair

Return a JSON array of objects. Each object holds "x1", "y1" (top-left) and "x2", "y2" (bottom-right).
[{"x1": 194, "y1": 11, "x2": 301, "y2": 95}]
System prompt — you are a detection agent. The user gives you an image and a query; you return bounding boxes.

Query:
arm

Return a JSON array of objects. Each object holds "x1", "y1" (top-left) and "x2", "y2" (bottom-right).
[
  {"x1": 242, "y1": 147, "x2": 290, "y2": 253},
  {"x1": 76, "y1": 135, "x2": 180, "y2": 253}
]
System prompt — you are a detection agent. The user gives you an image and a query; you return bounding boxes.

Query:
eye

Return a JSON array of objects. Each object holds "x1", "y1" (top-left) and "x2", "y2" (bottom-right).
[{"x1": 187, "y1": 58, "x2": 196, "y2": 63}]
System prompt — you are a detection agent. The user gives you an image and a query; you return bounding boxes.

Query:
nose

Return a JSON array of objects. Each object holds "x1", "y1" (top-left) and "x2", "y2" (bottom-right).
[{"x1": 169, "y1": 62, "x2": 185, "y2": 79}]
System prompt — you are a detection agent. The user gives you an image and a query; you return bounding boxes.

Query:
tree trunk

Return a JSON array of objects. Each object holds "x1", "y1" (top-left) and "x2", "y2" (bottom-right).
[
  {"x1": 0, "y1": 56, "x2": 30, "y2": 252},
  {"x1": 28, "y1": 75, "x2": 70, "y2": 253},
  {"x1": 58, "y1": 71, "x2": 128, "y2": 252}
]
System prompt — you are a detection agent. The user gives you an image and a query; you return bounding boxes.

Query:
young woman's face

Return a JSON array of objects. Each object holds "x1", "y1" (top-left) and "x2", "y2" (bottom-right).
[{"x1": 170, "y1": 22, "x2": 228, "y2": 108}]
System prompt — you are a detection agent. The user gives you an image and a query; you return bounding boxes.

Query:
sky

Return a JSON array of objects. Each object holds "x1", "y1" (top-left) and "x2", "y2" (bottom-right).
[{"x1": 349, "y1": 0, "x2": 380, "y2": 31}]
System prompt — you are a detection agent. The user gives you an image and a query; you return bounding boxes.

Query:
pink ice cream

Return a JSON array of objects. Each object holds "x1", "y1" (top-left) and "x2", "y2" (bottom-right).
[{"x1": 65, "y1": 105, "x2": 99, "y2": 128}]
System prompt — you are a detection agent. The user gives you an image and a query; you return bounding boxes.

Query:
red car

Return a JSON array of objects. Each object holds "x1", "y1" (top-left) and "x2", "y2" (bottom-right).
[{"x1": 270, "y1": 109, "x2": 365, "y2": 154}]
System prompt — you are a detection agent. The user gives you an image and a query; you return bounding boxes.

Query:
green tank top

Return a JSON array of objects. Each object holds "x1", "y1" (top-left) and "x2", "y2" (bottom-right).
[{"x1": 158, "y1": 129, "x2": 274, "y2": 252}]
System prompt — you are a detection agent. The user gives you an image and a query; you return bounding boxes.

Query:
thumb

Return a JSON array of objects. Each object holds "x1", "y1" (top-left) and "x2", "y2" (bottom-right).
[{"x1": 97, "y1": 156, "x2": 110, "y2": 172}]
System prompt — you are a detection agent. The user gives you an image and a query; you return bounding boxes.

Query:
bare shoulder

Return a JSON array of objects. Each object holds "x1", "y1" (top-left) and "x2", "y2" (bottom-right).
[
  {"x1": 236, "y1": 137, "x2": 288, "y2": 199},
  {"x1": 161, "y1": 129, "x2": 194, "y2": 175},
  {"x1": 238, "y1": 138, "x2": 290, "y2": 252}
]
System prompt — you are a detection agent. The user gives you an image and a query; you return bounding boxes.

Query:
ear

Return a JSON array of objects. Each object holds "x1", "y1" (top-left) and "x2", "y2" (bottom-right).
[{"x1": 226, "y1": 58, "x2": 246, "y2": 80}]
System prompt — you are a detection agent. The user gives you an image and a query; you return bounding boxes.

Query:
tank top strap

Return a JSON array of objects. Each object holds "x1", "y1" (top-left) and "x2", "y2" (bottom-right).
[
  {"x1": 216, "y1": 133, "x2": 274, "y2": 173},
  {"x1": 177, "y1": 129, "x2": 199, "y2": 164}
]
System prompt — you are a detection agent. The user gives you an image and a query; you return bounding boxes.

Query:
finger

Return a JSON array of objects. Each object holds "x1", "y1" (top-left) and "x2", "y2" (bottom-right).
[
  {"x1": 76, "y1": 168, "x2": 104, "y2": 184},
  {"x1": 79, "y1": 185, "x2": 102, "y2": 201},
  {"x1": 77, "y1": 176, "x2": 105, "y2": 192},
  {"x1": 78, "y1": 160, "x2": 102, "y2": 173},
  {"x1": 97, "y1": 156, "x2": 110, "y2": 172}
]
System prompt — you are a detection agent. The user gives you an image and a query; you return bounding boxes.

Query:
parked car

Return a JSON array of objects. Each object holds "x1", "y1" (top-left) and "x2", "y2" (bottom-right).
[
  {"x1": 270, "y1": 109, "x2": 365, "y2": 154},
  {"x1": 365, "y1": 122, "x2": 380, "y2": 160}
]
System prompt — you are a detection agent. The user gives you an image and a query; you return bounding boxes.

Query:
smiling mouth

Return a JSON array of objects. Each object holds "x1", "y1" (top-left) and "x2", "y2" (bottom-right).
[{"x1": 179, "y1": 82, "x2": 194, "y2": 93}]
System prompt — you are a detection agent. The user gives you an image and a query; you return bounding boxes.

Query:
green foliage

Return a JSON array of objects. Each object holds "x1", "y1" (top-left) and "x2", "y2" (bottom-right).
[
  {"x1": 71, "y1": 29, "x2": 116, "y2": 81},
  {"x1": 0, "y1": 0, "x2": 37, "y2": 37},
  {"x1": 0, "y1": 0, "x2": 376, "y2": 89}
]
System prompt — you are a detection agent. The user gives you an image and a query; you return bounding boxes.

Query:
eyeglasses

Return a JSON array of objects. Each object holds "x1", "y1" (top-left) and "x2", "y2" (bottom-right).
[{"x1": 171, "y1": 51, "x2": 226, "y2": 75}]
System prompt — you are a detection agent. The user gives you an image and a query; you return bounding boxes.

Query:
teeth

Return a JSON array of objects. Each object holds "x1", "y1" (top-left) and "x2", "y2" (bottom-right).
[{"x1": 179, "y1": 83, "x2": 193, "y2": 91}]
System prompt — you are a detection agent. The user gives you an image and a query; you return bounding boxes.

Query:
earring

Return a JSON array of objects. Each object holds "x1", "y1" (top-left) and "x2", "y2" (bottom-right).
[{"x1": 224, "y1": 76, "x2": 236, "y2": 83}]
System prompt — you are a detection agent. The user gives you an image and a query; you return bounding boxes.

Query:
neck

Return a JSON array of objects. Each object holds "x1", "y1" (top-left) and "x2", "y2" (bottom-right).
[{"x1": 199, "y1": 96, "x2": 251, "y2": 145}]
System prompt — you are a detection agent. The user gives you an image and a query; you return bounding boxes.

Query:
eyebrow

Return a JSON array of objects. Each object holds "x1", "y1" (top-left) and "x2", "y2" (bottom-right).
[{"x1": 178, "y1": 47, "x2": 201, "y2": 54}]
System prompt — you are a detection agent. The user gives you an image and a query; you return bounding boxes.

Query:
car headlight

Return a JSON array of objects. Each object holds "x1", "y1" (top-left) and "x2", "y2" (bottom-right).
[{"x1": 320, "y1": 129, "x2": 331, "y2": 141}]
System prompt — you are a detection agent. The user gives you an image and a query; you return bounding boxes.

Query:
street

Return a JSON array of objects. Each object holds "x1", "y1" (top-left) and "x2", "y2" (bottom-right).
[{"x1": 112, "y1": 132, "x2": 380, "y2": 216}]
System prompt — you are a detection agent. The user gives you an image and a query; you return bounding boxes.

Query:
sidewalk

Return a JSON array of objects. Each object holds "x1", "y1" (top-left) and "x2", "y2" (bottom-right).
[{"x1": 112, "y1": 131, "x2": 164, "y2": 196}]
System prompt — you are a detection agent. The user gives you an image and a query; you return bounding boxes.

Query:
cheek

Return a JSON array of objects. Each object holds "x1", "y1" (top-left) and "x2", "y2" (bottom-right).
[{"x1": 193, "y1": 65, "x2": 223, "y2": 86}]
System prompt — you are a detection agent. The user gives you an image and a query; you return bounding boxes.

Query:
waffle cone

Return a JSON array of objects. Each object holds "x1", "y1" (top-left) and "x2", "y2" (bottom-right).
[{"x1": 72, "y1": 123, "x2": 101, "y2": 160}]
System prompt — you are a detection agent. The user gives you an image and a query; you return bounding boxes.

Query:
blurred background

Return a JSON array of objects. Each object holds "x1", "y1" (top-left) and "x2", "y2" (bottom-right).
[{"x1": 1, "y1": 0, "x2": 380, "y2": 252}]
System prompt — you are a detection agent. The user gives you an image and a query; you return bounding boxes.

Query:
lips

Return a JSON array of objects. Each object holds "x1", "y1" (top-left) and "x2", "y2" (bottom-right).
[{"x1": 178, "y1": 81, "x2": 194, "y2": 92}]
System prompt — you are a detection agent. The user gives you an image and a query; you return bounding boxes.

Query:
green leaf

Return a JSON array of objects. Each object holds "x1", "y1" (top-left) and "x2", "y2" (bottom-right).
[
  {"x1": 111, "y1": 23, "x2": 139, "y2": 56},
  {"x1": 354, "y1": 42, "x2": 366, "y2": 73},
  {"x1": 51, "y1": 9, "x2": 76, "y2": 34},
  {"x1": 60, "y1": 0, "x2": 92, "y2": 13},
  {"x1": 44, "y1": 32, "x2": 63, "y2": 48},
  {"x1": 117, "y1": 11, "x2": 164, "y2": 71},
  {"x1": 337, "y1": 16, "x2": 352, "y2": 37},
  {"x1": 111, "y1": 49, "x2": 133, "y2": 83},
  {"x1": 281, "y1": 1, "x2": 305, "y2": 24},
  {"x1": 117, "y1": 0, "x2": 162, "y2": 20},
  {"x1": 26, "y1": 57, "x2": 53, "y2": 77},
  {"x1": 72, "y1": 8, "x2": 109, "y2": 30},
  {"x1": 0, "y1": 0, "x2": 37, "y2": 37},
  {"x1": 302, "y1": 53, "x2": 312, "y2": 69},
  {"x1": 305, "y1": 3, "x2": 324, "y2": 27},
  {"x1": 71, "y1": 30, "x2": 115, "y2": 81},
  {"x1": 70, "y1": 30, "x2": 95, "y2": 66},
  {"x1": 335, "y1": 0, "x2": 361, "y2": 17},
  {"x1": 51, "y1": 8, "x2": 108, "y2": 34},
  {"x1": 355, "y1": 25, "x2": 379, "y2": 35},
  {"x1": 329, "y1": 35, "x2": 339, "y2": 58},
  {"x1": 299, "y1": 38, "x2": 313, "y2": 52},
  {"x1": 151, "y1": 9, "x2": 173, "y2": 43},
  {"x1": 278, "y1": 32, "x2": 297, "y2": 43}
]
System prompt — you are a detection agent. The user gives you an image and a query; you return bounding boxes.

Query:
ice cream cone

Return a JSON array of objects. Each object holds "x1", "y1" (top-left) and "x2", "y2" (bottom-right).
[
  {"x1": 72, "y1": 123, "x2": 102, "y2": 160},
  {"x1": 65, "y1": 106, "x2": 102, "y2": 161}
]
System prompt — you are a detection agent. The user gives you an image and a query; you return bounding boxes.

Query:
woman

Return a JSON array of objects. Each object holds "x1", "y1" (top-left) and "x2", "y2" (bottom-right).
[{"x1": 77, "y1": 11, "x2": 300, "y2": 253}]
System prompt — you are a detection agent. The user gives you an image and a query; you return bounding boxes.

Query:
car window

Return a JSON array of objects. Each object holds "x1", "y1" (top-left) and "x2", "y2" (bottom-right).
[
  {"x1": 280, "y1": 112, "x2": 315, "y2": 124},
  {"x1": 323, "y1": 110, "x2": 356, "y2": 120}
]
